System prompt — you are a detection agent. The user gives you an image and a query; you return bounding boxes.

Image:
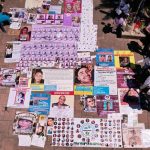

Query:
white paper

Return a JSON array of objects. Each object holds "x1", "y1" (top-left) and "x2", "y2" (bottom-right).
[
  {"x1": 141, "y1": 129, "x2": 150, "y2": 147},
  {"x1": 10, "y1": 22, "x2": 22, "y2": 29},
  {"x1": 4, "y1": 41, "x2": 22, "y2": 63},
  {"x1": 94, "y1": 66, "x2": 118, "y2": 95},
  {"x1": 18, "y1": 135, "x2": 31, "y2": 146},
  {"x1": 49, "y1": 5, "x2": 62, "y2": 14},
  {"x1": 43, "y1": 69, "x2": 74, "y2": 91},
  {"x1": 31, "y1": 134, "x2": 46, "y2": 148}
]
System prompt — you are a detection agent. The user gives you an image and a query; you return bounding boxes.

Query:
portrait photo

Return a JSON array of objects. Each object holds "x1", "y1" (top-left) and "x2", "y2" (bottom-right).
[
  {"x1": 119, "y1": 57, "x2": 130, "y2": 67},
  {"x1": 15, "y1": 91, "x2": 25, "y2": 104},
  {"x1": 31, "y1": 69, "x2": 44, "y2": 84},
  {"x1": 19, "y1": 26, "x2": 31, "y2": 41},
  {"x1": 5, "y1": 43, "x2": 13, "y2": 58},
  {"x1": 75, "y1": 64, "x2": 94, "y2": 86},
  {"x1": 83, "y1": 95, "x2": 96, "y2": 112}
]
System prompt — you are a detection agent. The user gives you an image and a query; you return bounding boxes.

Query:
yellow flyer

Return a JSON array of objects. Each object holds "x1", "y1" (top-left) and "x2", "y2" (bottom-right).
[
  {"x1": 114, "y1": 50, "x2": 135, "y2": 68},
  {"x1": 74, "y1": 86, "x2": 93, "y2": 95}
]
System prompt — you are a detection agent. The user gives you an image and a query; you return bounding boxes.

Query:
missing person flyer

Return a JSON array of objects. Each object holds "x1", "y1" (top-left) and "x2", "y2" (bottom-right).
[
  {"x1": 30, "y1": 68, "x2": 74, "y2": 91},
  {"x1": 94, "y1": 66, "x2": 117, "y2": 95},
  {"x1": 96, "y1": 48, "x2": 114, "y2": 67},
  {"x1": 49, "y1": 91, "x2": 74, "y2": 118},
  {"x1": 96, "y1": 95, "x2": 120, "y2": 118},
  {"x1": 28, "y1": 92, "x2": 51, "y2": 115},
  {"x1": 114, "y1": 50, "x2": 135, "y2": 68},
  {"x1": 7, "y1": 88, "x2": 31, "y2": 108},
  {"x1": 13, "y1": 111, "x2": 38, "y2": 135}
]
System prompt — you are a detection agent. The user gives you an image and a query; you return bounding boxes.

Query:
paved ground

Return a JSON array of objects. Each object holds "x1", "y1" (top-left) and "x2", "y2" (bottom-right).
[{"x1": 0, "y1": 0, "x2": 149, "y2": 150}]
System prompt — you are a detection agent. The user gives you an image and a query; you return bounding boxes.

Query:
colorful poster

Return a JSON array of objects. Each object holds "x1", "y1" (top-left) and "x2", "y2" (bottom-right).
[
  {"x1": 63, "y1": 13, "x2": 81, "y2": 27},
  {"x1": 30, "y1": 68, "x2": 74, "y2": 91},
  {"x1": 7, "y1": 88, "x2": 31, "y2": 108},
  {"x1": 0, "y1": 68, "x2": 17, "y2": 87},
  {"x1": 122, "y1": 127, "x2": 143, "y2": 148},
  {"x1": 96, "y1": 95, "x2": 120, "y2": 118},
  {"x1": 114, "y1": 50, "x2": 135, "y2": 68},
  {"x1": 52, "y1": 118, "x2": 74, "y2": 147},
  {"x1": 74, "y1": 118, "x2": 100, "y2": 147},
  {"x1": 49, "y1": 91, "x2": 74, "y2": 118},
  {"x1": 117, "y1": 68, "x2": 139, "y2": 88},
  {"x1": 4, "y1": 41, "x2": 22, "y2": 63},
  {"x1": 94, "y1": 66, "x2": 117, "y2": 95},
  {"x1": 96, "y1": 48, "x2": 114, "y2": 67},
  {"x1": 28, "y1": 92, "x2": 51, "y2": 115},
  {"x1": 13, "y1": 112, "x2": 37, "y2": 135},
  {"x1": 64, "y1": 0, "x2": 81, "y2": 13}
]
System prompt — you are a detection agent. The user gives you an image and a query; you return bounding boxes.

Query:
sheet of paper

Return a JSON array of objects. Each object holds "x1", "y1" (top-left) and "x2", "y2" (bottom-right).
[
  {"x1": 49, "y1": 91, "x2": 74, "y2": 118},
  {"x1": 4, "y1": 41, "x2": 22, "y2": 63},
  {"x1": 94, "y1": 66, "x2": 117, "y2": 95},
  {"x1": 31, "y1": 134, "x2": 46, "y2": 148},
  {"x1": 18, "y1": 135, "x2": 31, "y2": 146},
  {"x1": 141, "y1": 129, "x2": 150, "y2": 147},
  {"x1": 49, "y1": 5, "x2": 62, "y2": 14}
]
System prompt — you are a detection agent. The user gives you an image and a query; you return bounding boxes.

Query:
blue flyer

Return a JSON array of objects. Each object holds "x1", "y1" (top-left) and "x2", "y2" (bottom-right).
[
  {"x1": 28, "y1": 92, "x2": 51, "y2": 115},
  {"x1": 96, "y1": 48, "x2": 114, "y2": 67}
]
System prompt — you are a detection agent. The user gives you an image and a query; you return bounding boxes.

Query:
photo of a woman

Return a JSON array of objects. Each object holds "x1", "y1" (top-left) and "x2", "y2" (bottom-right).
[
  {"x1": 19, "y1": 27, "x2": 31, "y2": 41},
  {"x1": 31, "y1": 69, "x2": 44, "y2": 84},
  {"x1": 15, "y1": 92, "x2": 25, "y2": 104},
  {"x1": 84, "y1": 96, "x2": 96, "y2": 112}
]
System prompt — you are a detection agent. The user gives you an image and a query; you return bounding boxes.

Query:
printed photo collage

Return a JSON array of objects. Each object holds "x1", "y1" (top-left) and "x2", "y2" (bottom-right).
[{"x1": 1, "y1": 0, "x2": 148, "y2": 149}]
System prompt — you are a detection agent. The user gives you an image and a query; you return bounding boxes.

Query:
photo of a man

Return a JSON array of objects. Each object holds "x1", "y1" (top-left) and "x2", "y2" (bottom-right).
[{"x1": 52, "y1": 95, "x2": 70, "y2": 108}]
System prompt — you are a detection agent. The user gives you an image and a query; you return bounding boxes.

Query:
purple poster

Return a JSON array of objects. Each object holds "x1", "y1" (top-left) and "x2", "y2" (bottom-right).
[{"x1": 96, "y1": 95, "x2": 120, "y2": 118}]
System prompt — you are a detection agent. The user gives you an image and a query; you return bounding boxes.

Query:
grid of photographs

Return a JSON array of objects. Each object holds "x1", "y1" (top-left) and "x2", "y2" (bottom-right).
[{"x1": 52, "y1": 118, "x2": 74, "y2": 147}]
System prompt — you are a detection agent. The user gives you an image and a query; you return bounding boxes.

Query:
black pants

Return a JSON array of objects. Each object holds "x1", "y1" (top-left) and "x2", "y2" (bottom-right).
[{"x1": 0, "y1": 23, "x2": 6, "y2": 32}]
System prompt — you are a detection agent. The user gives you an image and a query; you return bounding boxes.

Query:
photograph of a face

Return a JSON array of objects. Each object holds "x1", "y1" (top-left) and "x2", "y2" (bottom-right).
[
  {"x1": 15, "y1": 91, "x2": 26, "y2": 104},
  {"x1": 74, "y1": 64, "x2": 94, "y2": 86},
  {"x1": 47, "y1": 117, "x2": 54, "y2": 135},
  {"x1": 82, "y1": 95, "x2": 96, "y2": 112},
  {"x1": 19, "y1": 26, "x2": 31, "y2": 41},
  {"x1": 31, "y1": 69, "x2": 44, "y2": 84},
  {"x1": 119, "y1": 57, "x2": 130, "y2": 67},
  {"x1": 50, "y1": 93, "x2": 74, "y2": 118},
  {"x1": 13, "y1": 112, "x2": 37, "y2": 135}
]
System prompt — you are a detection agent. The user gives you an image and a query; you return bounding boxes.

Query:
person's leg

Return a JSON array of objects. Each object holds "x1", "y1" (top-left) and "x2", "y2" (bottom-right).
[{"x1": 0, "y1": 22, "x2": 6, "y2": 32}]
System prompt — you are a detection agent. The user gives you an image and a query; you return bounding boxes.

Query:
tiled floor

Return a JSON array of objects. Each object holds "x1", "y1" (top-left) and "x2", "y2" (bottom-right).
[{"x1": 0, "y1": 0, "x2": 149, "y2": 150}]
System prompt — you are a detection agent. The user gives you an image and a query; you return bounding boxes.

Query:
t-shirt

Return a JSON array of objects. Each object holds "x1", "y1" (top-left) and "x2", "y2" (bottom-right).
[{"x1": 0, "y1": 13, "x2": 11, "y2": 23}]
